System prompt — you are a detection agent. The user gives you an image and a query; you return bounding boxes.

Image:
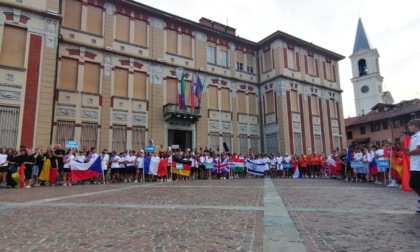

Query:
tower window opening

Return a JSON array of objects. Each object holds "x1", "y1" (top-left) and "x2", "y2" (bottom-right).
[{"x1": 358, "y1": 59, "x2": 367, "y2": 76}]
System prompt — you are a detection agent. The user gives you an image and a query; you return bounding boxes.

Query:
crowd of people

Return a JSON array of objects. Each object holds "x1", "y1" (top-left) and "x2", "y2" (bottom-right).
[
  {"x1": 1, "y1": 119, "x2": 419, "y2": 212},
  {"x1": 0, "y1": 141, "x2": 410, "y2": 189}
]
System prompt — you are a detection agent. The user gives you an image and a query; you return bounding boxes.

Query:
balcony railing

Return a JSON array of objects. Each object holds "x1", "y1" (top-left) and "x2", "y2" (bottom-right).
[{"x1": 163, "y1": 103, "x2": 202, "y2": 123}]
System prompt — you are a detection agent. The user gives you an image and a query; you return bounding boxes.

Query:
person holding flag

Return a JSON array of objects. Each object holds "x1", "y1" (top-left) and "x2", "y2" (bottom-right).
[{"x1": 400, "y1": 119, "x2": 420, "y2": 214}]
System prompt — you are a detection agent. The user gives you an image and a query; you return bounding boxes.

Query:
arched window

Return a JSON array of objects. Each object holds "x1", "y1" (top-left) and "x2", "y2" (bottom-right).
[{"x1": 358, "y1": 59, "x2": 367, "y2": 76}]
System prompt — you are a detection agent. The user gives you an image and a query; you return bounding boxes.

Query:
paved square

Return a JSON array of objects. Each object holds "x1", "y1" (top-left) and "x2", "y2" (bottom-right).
[{"x1": 1, "y1": 178, "x2": 420, "y2": 251}]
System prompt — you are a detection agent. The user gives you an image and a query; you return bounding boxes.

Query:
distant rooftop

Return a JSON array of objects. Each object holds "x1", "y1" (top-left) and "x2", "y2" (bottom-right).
[
  {"x1": 345, "y1": 99, "x2": 420, "y2": 127},
  {"x1": 353, "y1": 18, "x2": 372, "y2": 54}
]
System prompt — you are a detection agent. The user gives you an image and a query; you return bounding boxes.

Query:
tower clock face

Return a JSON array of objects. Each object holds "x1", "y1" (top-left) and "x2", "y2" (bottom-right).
[{"x1": 361, "y1": 85, "x2": 369, "y2": 93}]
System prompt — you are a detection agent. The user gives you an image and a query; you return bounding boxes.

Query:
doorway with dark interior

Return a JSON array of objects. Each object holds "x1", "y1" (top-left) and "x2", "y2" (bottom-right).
[{"x1": 168, "y1": 129, "x2": 192, "y2": 151}]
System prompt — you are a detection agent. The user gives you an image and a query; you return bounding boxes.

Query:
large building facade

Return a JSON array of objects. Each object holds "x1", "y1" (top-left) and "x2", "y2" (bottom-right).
[{"x1": 0, "y1": 0, "x2": 346, "y2": 155}]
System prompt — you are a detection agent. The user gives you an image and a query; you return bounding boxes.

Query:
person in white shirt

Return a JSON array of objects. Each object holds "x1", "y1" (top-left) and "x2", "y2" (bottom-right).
[
  {"x1": 135, "y1": 150, "x2": 144, "y2": 183},
  {"x1": 401, "y1": 119, "x2": 420, "y2": 214},
  {"x1": 118, "y1": 152, "x2": 126, "y2": 182},
  {"x1": 205, "y1": 152, "x2": 214, "y2": 180},
  {"x1": 62, "y1": 149, "x2": 75, "y2": 186},
  {"x1": 125, "y1": 151, "x2": 136, "y2": 182},
  {"x1": 283, "y1": 153, "x2": 292, "y2": 178},
  {"x1": 166, "y1": 151, "x2": 172, "y2": 182},
  {"x1": 276, "y1": 153, "x2": 284, "y2": 178},
  {"x1": 110, "y1": 151, "x2": 120, "y2": 182},
  {"x1": 198, "y1": 152, "x2": 206, "y2": 179},
  {"x1": 101, "y1": 149, "x2": 110, "y2": 184}
]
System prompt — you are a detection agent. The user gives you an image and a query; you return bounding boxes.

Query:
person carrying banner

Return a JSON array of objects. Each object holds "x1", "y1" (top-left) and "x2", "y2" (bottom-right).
[{"x1": 400, "y1": 119, "x2": 420, "y2": 214}]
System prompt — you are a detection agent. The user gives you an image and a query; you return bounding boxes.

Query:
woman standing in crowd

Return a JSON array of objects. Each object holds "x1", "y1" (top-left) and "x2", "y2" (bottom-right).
[
  {"x1": 0, "y1": 147, "x2": 8, "y2": 187},
  {"x1": 62, "y1": 149, "x2": 75, "y2": 186},
  {"x1": 32, "y1": 148, "x2": 43, "y2": 187}
]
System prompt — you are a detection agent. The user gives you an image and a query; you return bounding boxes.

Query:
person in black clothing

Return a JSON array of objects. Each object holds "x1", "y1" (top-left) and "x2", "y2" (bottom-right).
[
  {"x1": 24, "y1": 149, "x2": 36, "y2": 188},
  {"x1": 54, "y1": 144, "x2": 65, "y2": 184},
  {"x1": 340, "y1": 149, "x2": 349, "y2": 180}
]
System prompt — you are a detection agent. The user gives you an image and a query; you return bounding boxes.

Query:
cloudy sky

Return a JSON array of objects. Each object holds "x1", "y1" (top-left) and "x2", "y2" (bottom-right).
[{"x1": 138, "y1": 0, "x2": 420, "y2": 117}]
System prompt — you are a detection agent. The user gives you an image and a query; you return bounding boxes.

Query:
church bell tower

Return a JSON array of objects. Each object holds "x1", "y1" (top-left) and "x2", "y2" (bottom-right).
[{"x1": 349, "y1": 18, "x2": 389, "y2": 116}]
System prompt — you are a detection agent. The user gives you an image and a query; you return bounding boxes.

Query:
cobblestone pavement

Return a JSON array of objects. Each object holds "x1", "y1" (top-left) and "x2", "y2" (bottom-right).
[{"x1": 0, "y1": 178, "x2": 419, "y2": 251}]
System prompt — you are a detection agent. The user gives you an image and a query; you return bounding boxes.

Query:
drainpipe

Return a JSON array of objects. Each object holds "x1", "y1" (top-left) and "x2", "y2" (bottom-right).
[
  {"x1": 49, "y1": 4, "x2": 63, "y2": 145},
  {"x1": 256, "y1": 49, "x2": 263, "y2": 153}
]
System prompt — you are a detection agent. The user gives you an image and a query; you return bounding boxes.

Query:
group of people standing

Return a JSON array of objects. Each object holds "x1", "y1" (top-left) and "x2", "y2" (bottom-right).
[{"x1": 1, "y1": 119, "x2": 419, "y2": 215}]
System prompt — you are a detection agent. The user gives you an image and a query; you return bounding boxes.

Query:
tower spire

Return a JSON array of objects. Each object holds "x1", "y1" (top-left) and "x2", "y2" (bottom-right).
[{"x1": 353, "y1": 18, "x2": 372, "y2": 53}]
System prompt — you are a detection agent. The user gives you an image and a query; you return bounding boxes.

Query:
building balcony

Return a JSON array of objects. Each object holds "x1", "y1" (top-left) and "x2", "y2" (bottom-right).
[{"x1": 163, "y1": 103, "x2": 202, "y2": 123}]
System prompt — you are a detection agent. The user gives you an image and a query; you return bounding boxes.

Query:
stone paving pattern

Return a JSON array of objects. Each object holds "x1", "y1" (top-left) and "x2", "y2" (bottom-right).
[{"x1": 0, "y1": 178, "x2": 420, "y2": 251}]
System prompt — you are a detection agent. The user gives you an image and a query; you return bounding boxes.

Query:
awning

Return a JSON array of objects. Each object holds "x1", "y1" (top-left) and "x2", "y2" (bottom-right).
[{"x1": 351, "y1": 137, "x2": 370, "y2": 143}]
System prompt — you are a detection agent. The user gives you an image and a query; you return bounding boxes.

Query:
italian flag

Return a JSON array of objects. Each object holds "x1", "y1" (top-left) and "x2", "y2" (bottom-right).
[
  {"x1": 178, "y1": 73, "x2": 185, "y2": 110},
  {"x1": 231, "y1": 157, "x2": 245, "y2": 172}
]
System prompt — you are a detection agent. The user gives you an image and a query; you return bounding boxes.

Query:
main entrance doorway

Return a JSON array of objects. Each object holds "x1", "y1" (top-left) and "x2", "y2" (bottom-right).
[{"x1": 168, "y1": 129, "x2": 192, "y2": 151}]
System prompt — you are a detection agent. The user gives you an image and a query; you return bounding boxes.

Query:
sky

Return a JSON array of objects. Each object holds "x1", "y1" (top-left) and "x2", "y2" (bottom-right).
[{"x1": 137, "y1": 0, "x2": 420, "y2": 117}]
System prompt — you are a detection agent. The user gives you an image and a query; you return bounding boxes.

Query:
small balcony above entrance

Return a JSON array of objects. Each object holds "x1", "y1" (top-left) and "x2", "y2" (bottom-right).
[{"x1": 163, "y1": 103, "x2": 202, "y2": 123}]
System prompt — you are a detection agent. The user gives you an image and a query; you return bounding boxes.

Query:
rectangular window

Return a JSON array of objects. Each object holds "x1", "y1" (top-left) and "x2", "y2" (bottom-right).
[
  {"x1": 307, "y1": 55, "x2": 315, "y2": 75},
  {"x1": 237, "y1": 91, "x2": 246, "y2": 113},
  {"x1": 360, "y1": 126, "x2": 366, "y2": 135},
  {"x1": 0, "y1": 106, "x2": 20, "y2": 148},
  {"x1": 86, "y1": 5, "x2": 103, "y2": 35},
  {"x1": 287, "y1": 49, "x2": 295, "y2": 70},
  {"x1": 220, "y1": 49, "x2": 228, "y2": 67},
  {"x1": 236, "y1": 62, "x2": 243, "y2": 71},
  {"x1": 63, "y1": 0, "x2": 82, "y2": 30},
  {"x1": 248, "y1": 93, "x2": 257, "y2": 115},
  {"x1": 114, "y1": 68, "x2": 128, "y2": 97},
  {"x1": 80, "y1": 123, "x2": 98, "y2": 149},
  {"x1": 0, "y1": 25, "x2": 27, "y2": 68},
  {"x1": 293, "y1": 132, "x2": 302, "y2": 155},
  {"x1": 314, "y1": 135, "x2": 323, "y2": 153},
  {"x1": 265, "y1": 91, "x2": 274, "y2": 114},
  {"x1": 265, "y1": 133, "x2": 278, "y2": 155},
  {"x1": 329, "y1": 100, "x2": 337, "y2": 118},
  {"x1": 134, "y1": 19, "x2": 147, "y2": 47},
  {"x1": 207, "y1": 45, "x2": 216, "y2": 64},
  {"x1": 236, "y1": 50, "x2": 244, "y2": 65},
  {"x1": 371, "y1": 123, "x2": 381, "y2": 132},
  {"x1": 116, "y1": 14, "x2": 129, "y2": 42},
  {"x1": 250, "y1": 136, "x2": 259, "y2": 153},
  {"x1": 290, "y1": 90, "x2": 299, "y2": 112},
  {"x1": 346, "y1": 131, "x2": 353, "y2": 140},
  {"x1": 56, "y1": 121, "x2": 75, "y2": 148},
  {"x1": 132, "y1": 126, "x2": 145, "y2": 151},
  {"x1": 239, "y1": 135, "x2": 248, "y2": 155},
  {"x1": 166, "y1": 29, "x2": 178, "y2": 54},
  {"x1": 208, "y1": 85, "x2": 218, "y2": 110},
  {"x1": 112, "y1": 125, "x2": 127, "y2": 153},
  {"x1": 325, "y1": 62, "x2": 332, "y2": 80},
  {"x1": 222, "y1": 134, "x2": 231, "y2": 152},
  {"x1": 263, "y1": 49, "x2": 272, "y2": 72},
  {"x1": 83, "y1": 62, "x2": 100, "y2": 93},
  {"x1": 394, "y1": 119, "x2": 401, "y2": 128},
  {"x1": 333, "y1": 136, "x2": 339, "y2": 151},
  {"x1": 246, "y1": 53, "x2": 254, "y2": 72},
  {"x1": 166, "y1": 78, "x2": 177, "y2": 104},
  {"x1": 133, "y1": 71, "x2": 147, "y2": 100},
  {"x1": 59, "y1": 57, "x2": 78, "y2": 90},
  {"x1": 181, "y1": 34, "x2": 192, "y2": 58},
  {"x1": 311, "y1": 96, "x2": 319, "y2": 115},
  {"x1": 209, "y1": 133, "x2": 219, "y2": 151},
  {"x1": 247, "y1": 66, "x2": 254, "y2": 74},
  {"x1": 382, "y1": 121, "x2": 389, "y2": 130},
  {"x1": 221, "y1": 88, "x2": 230, "y2": 111}
]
